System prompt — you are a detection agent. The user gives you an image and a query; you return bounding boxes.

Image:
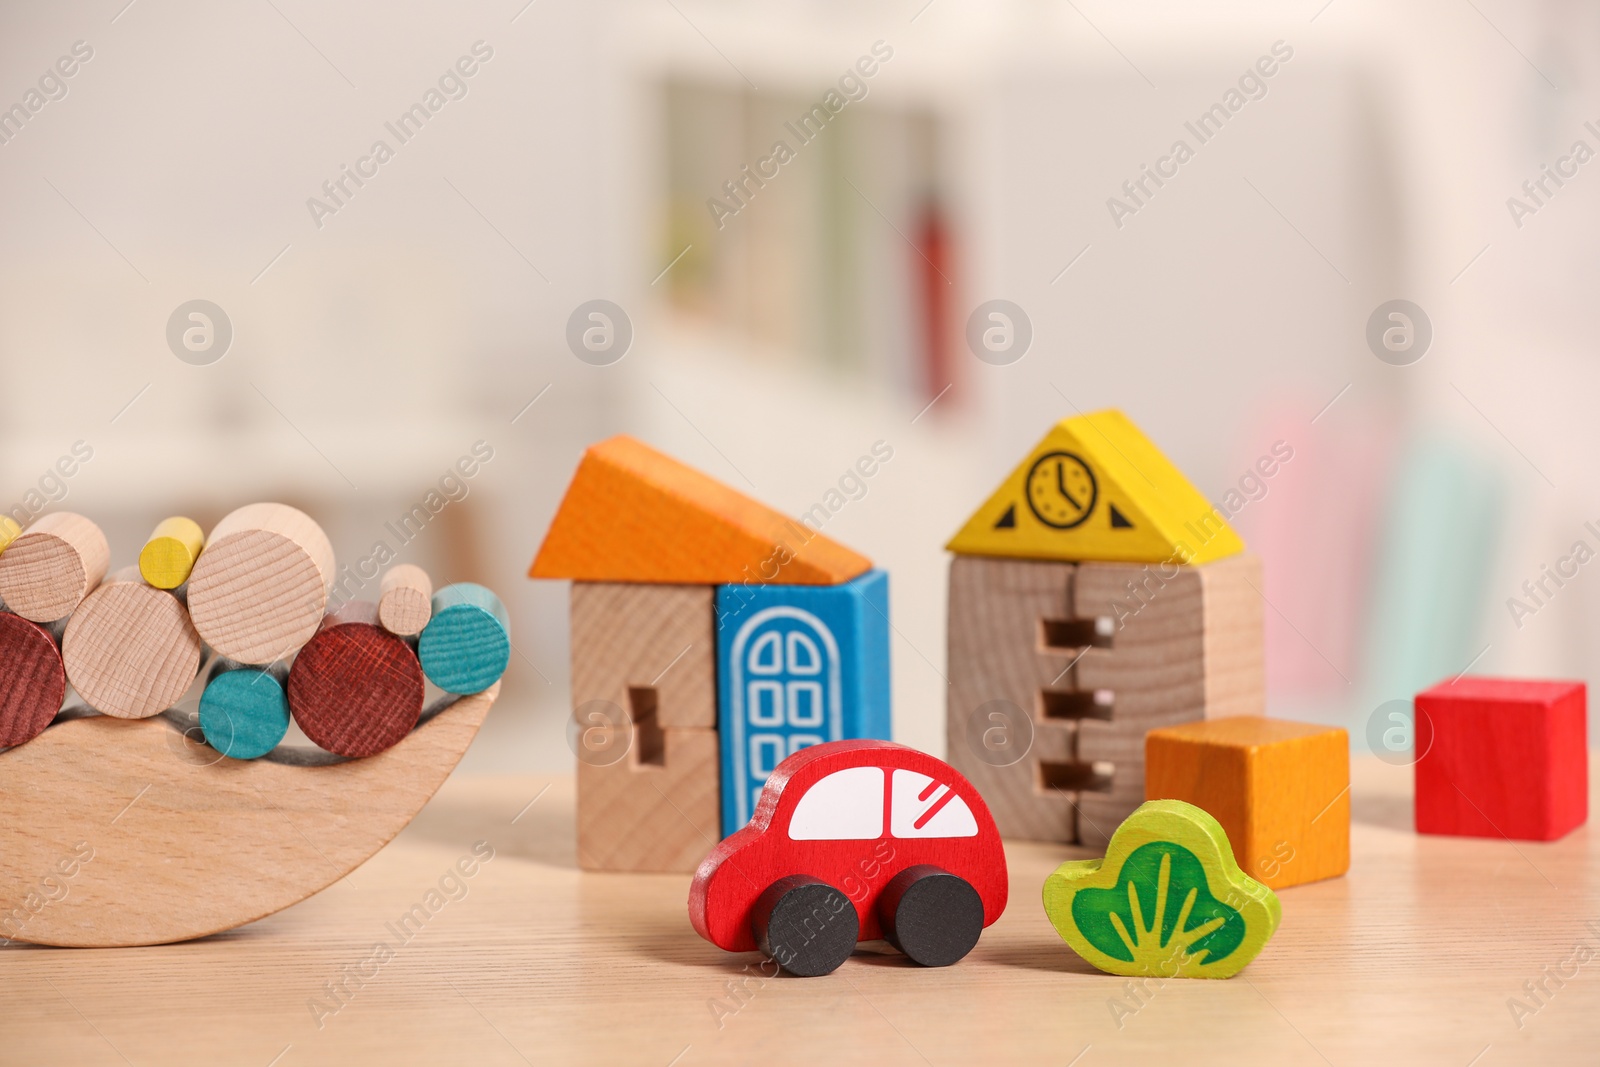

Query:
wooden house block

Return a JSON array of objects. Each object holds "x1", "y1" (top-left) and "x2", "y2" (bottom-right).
[
  {"x1": 1414, "y1": 677, "x2": 1587, "y2": 841},
  {"x1": 946, "y1": 409, "x2": 1245, "y2": 566},
  {"x1": 946, "y1": 553, "x2": 1264, "y2": 848},
  {"x1": 715, "y1": 569, "x2": 892, "y2": 835},
  {"x1": 529, "y1": 435, "x2": 871, "y2": 586},
  {"x1": 570, "y1": 582, "x2": 716, "y2": 729},
  {"x1": 1145, "y1": 716, "x2": 1349, "y2": 888},
  {"x1": 577, "y1": 727, "x2": 720, "y2": 872}
]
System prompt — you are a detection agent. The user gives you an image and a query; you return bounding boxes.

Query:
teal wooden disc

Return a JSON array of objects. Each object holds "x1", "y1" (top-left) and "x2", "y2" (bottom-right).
[
  {"x1": 200, "y1": 667, "x2": 291, "y2": 760},
  {"x1": 418, "y1": 582, "x2": 510, "y2": 694}
]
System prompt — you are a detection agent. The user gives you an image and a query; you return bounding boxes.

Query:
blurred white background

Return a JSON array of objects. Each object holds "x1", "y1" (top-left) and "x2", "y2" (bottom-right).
[{"x1": 2, "y1": 0, "x2": 1595, "y2": 771}]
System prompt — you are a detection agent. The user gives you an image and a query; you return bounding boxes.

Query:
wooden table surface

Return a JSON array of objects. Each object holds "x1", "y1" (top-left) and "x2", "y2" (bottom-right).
[{"x1": 5, "y1": 754, "x2": 1597, "y2": 1066}]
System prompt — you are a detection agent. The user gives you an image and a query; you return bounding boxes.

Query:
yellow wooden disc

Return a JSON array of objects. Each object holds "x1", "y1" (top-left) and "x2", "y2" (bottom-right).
[{"x1": 138, "y1": 516, "x2": 205, "y2": 589}]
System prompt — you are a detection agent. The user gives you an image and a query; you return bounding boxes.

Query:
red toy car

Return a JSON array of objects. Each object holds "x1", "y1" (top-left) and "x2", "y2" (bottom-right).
[{"x1": 689, "y1": 739, "x2": 1008, "y2": 976}]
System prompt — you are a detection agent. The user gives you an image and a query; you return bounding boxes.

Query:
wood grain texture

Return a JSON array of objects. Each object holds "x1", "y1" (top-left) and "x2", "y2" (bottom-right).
[
  {"x1": 691, "y1": 740, "x2": 1008, "y2": 958},
  {"x1": 1415, "y1": 677, "x2": 1587, "y2": 841},
  {"x1": 377, "y1": 564, "x2": 432, "y2": 637},
  {"x1": 138, "y1": 516, "x2": 205, "y2": 590},
  {"x1": 0, "y1": 512, "x2": 109, "y2": 622},
  {"x1": 0, "y1": 685, "x2": 495, "y2": 948},
  {"x1": 945, "y1": 555, "x2": 1077, "y2": 842},
  {"x1": 416, "y1": 582, "x2": 510, "y2": 695},
  {"x1": 0, "y1": 612, "x2": 66, "y2": 747},
  {"x1": 198, "y1": 658, "x2": 291, "y2": 760},
  {"x1": 1073, "y1": 553, "x2": 1265, "y2": 850},
  {"x1": 578, "y1": 726, "x2": 719, "y2": 872},
  {"x1": 946, "y1": 554, "x2": 1264, "y2": 850},
  {"x1": 1043, "y1": 799, "x2": 1280, "y2": 979},
  {"x1": 187, "y1": 503, "x2": 335, "y2": 664},
  {"x1": 529, "y1": 434, "x2": 872, "y2": 585},
  {"x1": 289, "y1": 601, "x2": 425, "y2": 758},
  {"x1": 60, "y1": 566, "x2": 203, "y2": 720},
  {"x1": 570, "y1": 581, "x2": 716, "y2": 729},
  {"x1": 6, "y1": 755, "x2": 1600, "y2": 1064},
  {"x1": 1145, "y1": 717, "x2": 1350, "y2": 889}
]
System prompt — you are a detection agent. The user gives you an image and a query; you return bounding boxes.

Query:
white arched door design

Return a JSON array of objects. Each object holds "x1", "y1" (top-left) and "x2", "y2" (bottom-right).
[{"x1": 728, "y1": 606, "x2": 843, "y2": 826}]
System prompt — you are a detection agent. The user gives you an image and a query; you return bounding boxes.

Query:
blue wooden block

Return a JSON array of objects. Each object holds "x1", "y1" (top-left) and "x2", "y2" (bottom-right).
[
  {"x1": 418, "y1": 582, "x2": 511, "y2": 695},
  {"x1": 199, "y1": 662, "x2": 291, "y2": 760},
  {"x1": 715, "y1": 568, "x2": 891, "y2": 835}
]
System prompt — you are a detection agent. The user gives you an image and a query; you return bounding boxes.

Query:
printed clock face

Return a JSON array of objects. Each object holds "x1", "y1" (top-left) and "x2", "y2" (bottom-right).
[{"x1": 1025, "y1": 451, "x2": 1098, "y2": 529}]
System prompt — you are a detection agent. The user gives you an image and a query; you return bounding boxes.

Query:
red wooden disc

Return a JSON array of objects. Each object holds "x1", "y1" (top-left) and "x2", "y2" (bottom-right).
[
  {"x1": 288, "y1": 613, "x2": 424, "y2": 758},
  {"x1": 0, "y1": 613, "x2": 67, "y2": 747}
]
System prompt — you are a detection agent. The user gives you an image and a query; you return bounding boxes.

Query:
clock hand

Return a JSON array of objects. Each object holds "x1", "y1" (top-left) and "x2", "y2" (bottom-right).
[{"x1": 1055, "y1": 461, "x2": 1084, "y2": 510}]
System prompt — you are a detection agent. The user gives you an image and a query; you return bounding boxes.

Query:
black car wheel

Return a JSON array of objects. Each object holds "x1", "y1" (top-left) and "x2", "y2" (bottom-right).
[
  {"x1": 751, "y1": 874, "x2": 860, "y2": 977},
  {"x1": 877, "y1": 864, "x2": 984, "y2": 967}
]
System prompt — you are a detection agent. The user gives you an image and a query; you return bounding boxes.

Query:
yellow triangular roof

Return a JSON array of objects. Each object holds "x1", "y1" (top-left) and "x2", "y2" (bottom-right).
[{"x1": 946, "y1": 409, "x2": 1243, "y2": 565}]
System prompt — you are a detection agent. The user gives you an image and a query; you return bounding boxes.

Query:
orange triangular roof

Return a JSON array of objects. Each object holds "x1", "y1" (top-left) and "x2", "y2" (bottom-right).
[{"x1": 529, "y1": 435, "x2": 872, "y2": 586}]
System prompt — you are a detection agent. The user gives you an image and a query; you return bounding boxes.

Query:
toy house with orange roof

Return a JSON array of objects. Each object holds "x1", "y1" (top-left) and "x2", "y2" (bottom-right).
[
  {"x1": 945, "y1": 409, "x2": 1265, "y2": 849},
  {"x1": 530, "y1": 435, "x2": 891, "y2": 872}
]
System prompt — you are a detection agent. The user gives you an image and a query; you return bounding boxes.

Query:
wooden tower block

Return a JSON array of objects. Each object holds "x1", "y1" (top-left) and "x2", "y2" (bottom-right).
[
  {"x1": 570, "y1": 581, "x2": 720, "y2": 871},
  {"x1": 1145, "y1": 716, "x2": 1349, "y2": 889},
  {"x1": 946, "y1": 556, "x2": 1079, "y2": 842},
  {"x1": 0, "y1": 612, "x2": 67, "y2": 747},
  {"x1": 0, "y1": 512, "x2": 110, "y2": 623},
  {"x1": 61, "y1": 566, "x2": 204, "y2": 719},
  {"x1": 945, "y1": 553, "x2": 1264, "y2": 847},
  {"x1": 187, "y1": 503, "x2": 335, "y2": 664},
  {"x1": 1414, "y1": 677, "x2": 1587, "y2": 841},
  {"x1": 1072, "y1": 553, "x2": 1265, "y2": 849}
]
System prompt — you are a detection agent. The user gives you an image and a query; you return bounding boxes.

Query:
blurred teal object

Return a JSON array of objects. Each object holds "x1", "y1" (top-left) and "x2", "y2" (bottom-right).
[
  {"x1": 1363, "y1": 434, "x2": 1503, "y2": 705},
  {"x1": 419, "y1": 582, "x2": 511, "y2": 694}
]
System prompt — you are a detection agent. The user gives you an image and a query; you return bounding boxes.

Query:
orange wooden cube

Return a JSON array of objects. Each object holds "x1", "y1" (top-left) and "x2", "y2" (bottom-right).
[{"x1": 1145, "y1": 717, "x2": 1349, "y2": 889}]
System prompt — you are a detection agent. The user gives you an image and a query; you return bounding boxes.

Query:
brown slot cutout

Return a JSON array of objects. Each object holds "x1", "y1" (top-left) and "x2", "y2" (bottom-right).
[
  {"x1": 628, "y1": 686, "x2": 664, "y2": 768},
  {"x1": 1038, "y1": 688, "x2": 1114, "y2": 722},
  {"x1": 1036, "y1": 759, "x2": 1114, "y2": 794},
  {"x1": 1039, "y1": 615, "x2": 1114, "y2": 652}
]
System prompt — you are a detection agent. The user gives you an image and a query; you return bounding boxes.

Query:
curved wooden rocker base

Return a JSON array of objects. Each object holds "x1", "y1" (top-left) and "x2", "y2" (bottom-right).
[{"x1": 0, "y1": 684, "x2": 497, "y2": 948}]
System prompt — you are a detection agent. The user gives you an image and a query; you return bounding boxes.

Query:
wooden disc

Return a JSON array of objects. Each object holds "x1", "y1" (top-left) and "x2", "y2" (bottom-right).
[
  {"x1": 417, "y1": 582, "x2": 511, "y2": 694},
  {"x1": 0, "y1": 512, "x2": 110, "y2": 622},
  {"x1": 199, "y1": 661, "x2": 290, "y2": 760},
  {"x1": 378, "y1": 564, "x2": 432, "y2": 636},
  {"x1": 139, "y1": 516, "x2": 205, "y2": 590},
  {"x1": 187, "y1": 504, "x2": 335, "y2": 664},
  {"x1": 62, "y1": 570, "x2": 203, "y2": 719},
  {"x1": 0, "y1": 613, "x2": 66, "y2": 747},
  {"x1": 289, "y1": 603, "x2": 424, "y2": 758}
]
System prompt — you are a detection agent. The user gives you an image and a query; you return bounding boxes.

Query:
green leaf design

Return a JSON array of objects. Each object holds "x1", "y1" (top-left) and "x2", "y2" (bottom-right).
[
  {"x1": 1042, "y1": 800, "x2": 1281, "y2": 979},
  {"x1": 1070, "y1": 841, "x2": 1243, "y2": 967}
]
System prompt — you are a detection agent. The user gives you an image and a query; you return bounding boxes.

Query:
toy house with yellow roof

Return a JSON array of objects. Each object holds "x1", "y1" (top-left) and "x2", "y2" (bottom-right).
[
  {"x1": 945, "y1": 409, "x2": 1264, "y2": 848},
  {"x1": 530, "y1": 435, "x2": 890, "y2": 872}
]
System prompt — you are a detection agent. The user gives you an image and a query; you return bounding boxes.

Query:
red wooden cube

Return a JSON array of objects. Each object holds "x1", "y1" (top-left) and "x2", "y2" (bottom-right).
[{"x1": 1414, "y1": 677, "x2": 1587, "y2": 841}]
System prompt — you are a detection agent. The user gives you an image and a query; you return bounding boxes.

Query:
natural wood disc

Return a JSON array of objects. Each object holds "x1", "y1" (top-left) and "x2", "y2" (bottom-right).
[
  {"x1": 187, "y1": 504, "x2": 335, "y2": 664},
  {"x1": 289, "y1": 604, "x2": 425, "y2": 758},
  {"x1": 62, "y1": 573, "x2": 204, "y2": 719},
  {"x1": 378, "y1": 564, "x2": 432, "y2": 637},
  {"x1": 0, "y1": 512, "x2": 109, "y2": 622},
  {"x1": 0, "y1": 613, "x2": 66, "y2": 747}
]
